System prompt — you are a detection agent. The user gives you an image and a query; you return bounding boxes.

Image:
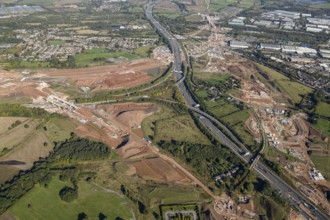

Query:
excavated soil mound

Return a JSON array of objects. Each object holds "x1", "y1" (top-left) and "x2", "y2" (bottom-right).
[{"x1": 97, "y1": 102, "x2": 160, "y2": 128}]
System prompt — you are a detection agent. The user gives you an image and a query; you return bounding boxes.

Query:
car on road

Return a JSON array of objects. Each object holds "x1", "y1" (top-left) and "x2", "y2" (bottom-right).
[{"x1": 263, "y1": 168, "x2": 268, "y2": 173}]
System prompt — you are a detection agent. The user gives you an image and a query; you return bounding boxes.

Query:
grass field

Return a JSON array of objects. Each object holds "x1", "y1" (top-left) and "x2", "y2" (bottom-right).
[
  {"x1": 142, "y1": 105, "x2": 211, "y2": 145},
  {"x1": 256, "y1": 64, "x2": 313, "y2": 103},
  {"x1": 18, "y1": 61, "x2": 50, "y2": 69},
  {"x1": 0, "y1": 119, "x2": 37, "y2": 152},
  {"x1": 75, "y1": 51, "x2": 139, "y2": 64},
  {"x1": 309, "y1": 155, "x2": 330, "y2": 180},
  {"x1": 310, "y1": 2, "x2": 330, "y2": 9},
  {"x1": 0, "y1": 97, "x2": 32, "y2": 104},
  {"x1": 50, "y1": 84, "x2": 85, "y2": 99},
  {"x1": 0, "y1": 128, "x2": 51, "y2": 184},
  {"x1": 0, "y1": 117, "x2": 27, "y2": 135},
  {"x1": 207, "y1": 99, "x2": 240, "y2": 118},
  {"x1": 253, "y1": 194, "x2": 290, "y2": 220},
  {"x1": 134, "y1": 46, "x2": 153, "y2": 57},
  {"x1": 315, "y1": 102, "x2": 330, "y2": 118},
  {"x1": 155, "y1": 114, "x2": 211, "y2": 144},
  {"x1": 210, "y1": 0, "x2": 259, "y2": 12},
  {"x1": 314, "y1": 118, "x2": 330, "y2": 137},
  {"x1": 50, "y1": 40, "x2": 65, "y2": 45},
  {"x1": 44, "y1": 118, "x2": 77, "y2": 142},
  {"x1": 8, "y1": 178, "x2": 133, "y2": 220},
  {"x1": 150, "y1": 187, "x2": 205, "y2": 204},
  {"x1": 154, "y1": 9, "x2": 182, "y2": 19}
]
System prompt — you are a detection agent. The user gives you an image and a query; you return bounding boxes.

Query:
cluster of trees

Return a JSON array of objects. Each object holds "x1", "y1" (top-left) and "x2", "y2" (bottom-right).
[
  {"x1": 157, "y1": 140, "x2": 245, "y2": 189},
  {"x1": 0, "y1": 136, "x2": 113, "y2": 215},
  {"x1": 295, "y1": 91, "x2": 329, "y2": 124},
  {"x1": 0, "y1": 104, "x2": 62, "y2": 118},
  {"x1": 157, "y1": 15, "x2": 204, "y2": 36},
  {"x1": 48, "y1": 55, "x2": 76, "y2": 69},
  {"x1": 8, "y1": 120, "x2": 22, "y2": 130},
  {"x1": 195, "y1": 74, "x2": 241, "y2": 99},
  {"x1": 59, "y1": 186, "x2": 78, "y2": 202},
  {"x1": 256, "y1": 178, "x2": 288, "y2": 207},
  {"x1": 120, "y1": 185, "x2": 147, "y2": 215},
  {"x1": 262, "y1": 158, "x2": 282, "y2": 175},
  {"x1": 50, "y1": 137, "x2": 111, "y2": 162}
]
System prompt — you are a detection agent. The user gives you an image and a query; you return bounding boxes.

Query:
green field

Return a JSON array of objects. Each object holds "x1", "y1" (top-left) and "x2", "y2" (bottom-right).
[
  {"x1": 210, "y1": 0, "x2": 259, "y2": 12},
  {"x1": 134, "y1": 46, "x2": 153, "y2": 57},
  {"x1": 150, "y1": 188, "x2": 205, "y2": 204},
  {"x1": 49, "y1": 83, "x2": 85, "y2": 99},
  {"x1": 253, "y1": 194, "x2": 290, "y2": 220},
  {"x1": 142, "y1": 104, "x2": 211, "y2": 145},
  {"x1": 8, "y1": 178, "x2": 133, "y2": 220},
  {"x1": 315, "y1": 102, "x2": 330, "y2": 118},
  {"x1": 310, "y1": 2, "x2": 330, "y2": 9},
  {"x1": 154, "y1": 9, "x2": 182, "y2": 19},
  {"x1": 17, "y1": 61, "x2": 50, "y2": 69},
  {"x1": 0, "y1": 119, "x2": 37, "y2": 152},
  {"x1": 155, "y1": 114, "x2": 211, "y2": 144},
  {"x1": 50, "y1": 40, "x2": 66, "y2": 45},
  {"x1": 44, "y1": 118, "x2": 77, "y2": 142},
  {"x1": 314, "y1": 118, "x2": 330, "y2": 137},
  {"x1": 309, "y1": 155, "x2": 330, "y2": 180},
  {"x1": 256, "y1": 64, "x2": 313, "y2": 103},
  {"x1": 75, "y1": 51, "x2": 139, "y2": 64},
  {"x1": 0, "y1": 97, "x2": 32, "y2": 104}
]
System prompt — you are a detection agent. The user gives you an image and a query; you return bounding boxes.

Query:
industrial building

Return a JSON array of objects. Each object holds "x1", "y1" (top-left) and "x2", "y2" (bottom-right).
[
  {"x1": 309, "y1": 168, "x2": 325, "y2": 181},
  {"x1": 253, "y1": 20, "x2": 272, "y2": 27},
  {"x1": 289, "y1": 57, "x2": 314, "y2": 63},
  {"x1": 262, "y1": 10, "x2": 300, "y2": 20},
  {"x1": 228, "y1": 17, "x2": 246, "y2": 26},
  {"x1": 306, "y1": 27, "x2": 323, "y2": 33},
  {"x1": 281, "y1": 45, "x2": 297, "y2": 53},
  {"x1": 228, "y1": 41, "x2": 249, "y2": 49},
  {"x1": 307, "y1": 18, "x2": 330, "y2": 25},
  {"x1": 259, "y1": 43, "x2": 281, "y2": 51},
  {"x1": 296, "y1": 47, "x2": 317, "y2": 55}
]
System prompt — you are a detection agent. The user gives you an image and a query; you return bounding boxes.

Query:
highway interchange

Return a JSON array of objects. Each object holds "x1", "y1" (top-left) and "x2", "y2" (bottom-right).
[{"x1": 145, "y1": 1, "x2": 328, "y2": 219}]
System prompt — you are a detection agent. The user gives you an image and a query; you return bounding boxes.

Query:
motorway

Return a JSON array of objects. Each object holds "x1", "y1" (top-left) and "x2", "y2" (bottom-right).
[{"x1": 145, "y1": 1, "x2": 329, "y2": 219}]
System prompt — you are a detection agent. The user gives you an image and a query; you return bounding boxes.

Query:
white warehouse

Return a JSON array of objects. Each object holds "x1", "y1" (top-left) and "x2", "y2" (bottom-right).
[
  {"x1": 229, "y1": 41, "x2": 249, "y2": 49},
  {"x1": 259, "y1": 43, "x2": 281, "y2": 51}
]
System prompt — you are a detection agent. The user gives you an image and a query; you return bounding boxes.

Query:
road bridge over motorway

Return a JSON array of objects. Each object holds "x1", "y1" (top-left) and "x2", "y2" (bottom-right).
[{"x1": 145, "y1": 1, "x2": 329, "y2": 219}]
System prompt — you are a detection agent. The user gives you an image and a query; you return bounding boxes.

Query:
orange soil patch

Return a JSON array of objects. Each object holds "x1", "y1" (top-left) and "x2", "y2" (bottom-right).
[
  {"x1": 129, "y1": 158, "x2": 192, "y2": 183},
  {"x1": 116, "y1": 134, "x2": 150, "y2": 159},
  {"x1": 0, "y1": 82, "x2": 45, "y2": 99},
  {"x1": 245, "y1": 114, "x2": 260, "y2": 138},
  {"x1": 132, "y1": 128, "x2": 144, "y2": 138},
  {"x1": 96, "y1": 102, "x2": 160, "y2": 128},
  {"x1": 35, "y1": 59, "x2": 164, "y2": 91},
  {"x1": 74, "y1": 123, "x2": 119, "y2": 147}
]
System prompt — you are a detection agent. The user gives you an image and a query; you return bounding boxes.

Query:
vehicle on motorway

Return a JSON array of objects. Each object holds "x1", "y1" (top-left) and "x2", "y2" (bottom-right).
[{"x1": 263, "y1": 168, "x2": 268, "y2": 173}]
